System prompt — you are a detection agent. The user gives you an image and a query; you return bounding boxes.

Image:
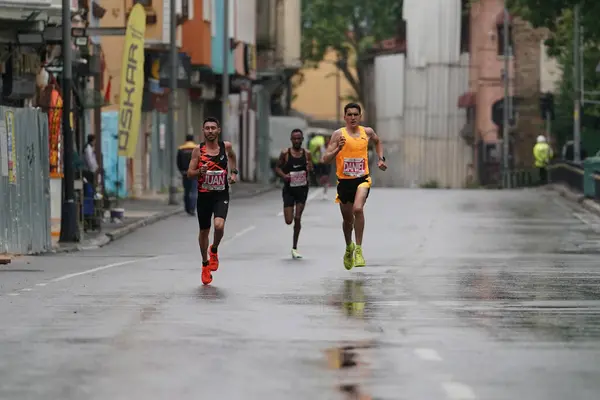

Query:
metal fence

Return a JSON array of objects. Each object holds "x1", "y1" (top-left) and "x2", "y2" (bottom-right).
[{"x1": 0, "y1": 106, "x2": 52, "y2": 254}]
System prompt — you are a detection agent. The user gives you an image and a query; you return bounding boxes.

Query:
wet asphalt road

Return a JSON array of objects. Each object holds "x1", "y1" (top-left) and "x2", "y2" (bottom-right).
[{"x1": 2, "y1": 187, "x2": 600, "y2": 399}]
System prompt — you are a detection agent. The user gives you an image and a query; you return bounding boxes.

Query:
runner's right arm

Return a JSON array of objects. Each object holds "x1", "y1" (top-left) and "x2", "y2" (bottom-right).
[
  {"x1": 274, "y1": 149, "x2": 290, "y2": 180},
  {"x1": 187, "y1": 147, "x2": 203, "y2": 178},
  {"x1": 322, "y1": 130, "x2": 344, "y2": 164}
]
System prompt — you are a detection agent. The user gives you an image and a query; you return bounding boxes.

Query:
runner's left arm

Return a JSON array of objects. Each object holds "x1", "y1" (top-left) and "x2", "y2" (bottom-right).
[
  {"x1": 365, "y1": 127, "x2": 384, "y2": 161},
  {"x1": 305, "y1": 150, "x2": 314, "y2": 172},
  {"x1": 224, "y1": 141, "x2": 238, "y2": 174}
]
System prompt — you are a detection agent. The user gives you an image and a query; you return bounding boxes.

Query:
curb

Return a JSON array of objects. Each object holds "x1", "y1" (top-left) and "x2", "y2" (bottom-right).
[
  {"x1": 50, "y1": 184, "x2": 275, "y2": 254},
  {"x1": 548, "y1": 183, "x2": 600, "y2": 215}
]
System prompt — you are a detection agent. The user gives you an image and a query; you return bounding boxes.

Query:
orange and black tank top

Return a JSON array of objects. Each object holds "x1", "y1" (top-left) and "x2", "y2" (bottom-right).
[
  {"x1": 197, "y1": 141, "x2": 228, "y2": 193},
  {"x1": 335, "y1": 126, "x2": 370, "y2": 180}
]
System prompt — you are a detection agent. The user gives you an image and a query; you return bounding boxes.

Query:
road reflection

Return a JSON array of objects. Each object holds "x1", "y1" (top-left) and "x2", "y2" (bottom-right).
[{"x1": 325, "y1": 279, "x2": 374, "y2": 399}]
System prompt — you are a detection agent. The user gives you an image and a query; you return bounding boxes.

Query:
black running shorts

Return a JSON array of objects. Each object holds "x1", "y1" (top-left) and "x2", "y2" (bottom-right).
[
  {"x1": 336, "y1": 175, "x2": 371, "y2": 204},
  {"x1": 196, "y1": 190, "x2": 229, "y2": 230},
  {"x1": 282, "y1": 186, "x2": 309, "y2": 207}
]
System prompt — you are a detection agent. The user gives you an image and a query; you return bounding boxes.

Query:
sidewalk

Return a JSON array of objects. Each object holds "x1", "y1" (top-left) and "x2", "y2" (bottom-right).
[
  {"x1": 51, "y1": 182, "x2": 275, "y2": 253},
  {"x1": 547, "y1": 183, "x2": 600, "y2": 215}
]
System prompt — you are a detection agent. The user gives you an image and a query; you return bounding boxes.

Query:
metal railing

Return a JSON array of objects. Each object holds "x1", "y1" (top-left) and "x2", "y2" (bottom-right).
[
  {"x1": 500, "y1": 168, "x2": 539, "y2": 188},
  {"x1": 548, "y1": 161, "x2": 585, "y2": 194},
  {"x1": 0, "y1": 107, "x2": 52, "y2": 254}
]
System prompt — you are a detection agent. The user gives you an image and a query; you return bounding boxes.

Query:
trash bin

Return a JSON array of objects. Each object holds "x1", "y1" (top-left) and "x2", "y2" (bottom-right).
[{"x1": 582, "y1": 157, "x2": 600, "y2": 198}]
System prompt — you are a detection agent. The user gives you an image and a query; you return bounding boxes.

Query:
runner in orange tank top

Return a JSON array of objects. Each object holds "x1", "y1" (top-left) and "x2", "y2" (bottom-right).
[{"x1": 322, "y1": 103, "x2": 387, "y2": 270}]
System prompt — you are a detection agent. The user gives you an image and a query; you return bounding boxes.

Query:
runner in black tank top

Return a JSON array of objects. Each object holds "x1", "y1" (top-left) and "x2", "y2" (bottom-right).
[
  {"x1": 187, "y1": 117, "x2": 239, "y2": 285},
  {"x1": 274, "y1": 129, "x2": 313, "y2": 259}
]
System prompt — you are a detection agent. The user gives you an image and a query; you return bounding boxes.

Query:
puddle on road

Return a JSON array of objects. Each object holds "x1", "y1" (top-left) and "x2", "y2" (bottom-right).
[
  {"x1": 451, "y1": 269, "x2": 600, "y2": 342},
  {"x1": 457, "y1": 269, "x2": 600, "y2": 302},
  {"x1": 454, "y1": 306, "x2": 600, "y2": 342},
  {"x1": 195, "y1": 285, "x2": 226, "y2": 301}
]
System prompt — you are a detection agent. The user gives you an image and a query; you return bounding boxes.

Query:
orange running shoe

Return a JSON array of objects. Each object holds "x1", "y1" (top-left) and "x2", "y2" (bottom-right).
[
  {"x1": 201, "y1": 262, "x2": 213, "y2": 285},
  {"x1": 208, "y1": 245, "x2": 219, "y2": 271}
]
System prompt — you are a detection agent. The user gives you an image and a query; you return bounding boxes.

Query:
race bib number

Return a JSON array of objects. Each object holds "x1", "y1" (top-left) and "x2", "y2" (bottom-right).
[
  {"x1": 289, "y1": 170, "x2": 307, "y2": 187},
  {"x1": 343, "y1": 158, "x2": 366, "y2": 177},
  {"x1": 202, "y1": 170, "x2": 227, "y2": 191}
]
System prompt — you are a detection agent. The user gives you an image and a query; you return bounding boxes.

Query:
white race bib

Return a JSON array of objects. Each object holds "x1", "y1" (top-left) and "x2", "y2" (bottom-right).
[
  {"x1": 289, "y1": 170, "x2": 307, "y2": 187},
  {"x1": 202, "y1": 170, "x2": 227, "y2": 191},
  {"x1": 342, "y1": 158, "x2": 366, "y2": 177}
]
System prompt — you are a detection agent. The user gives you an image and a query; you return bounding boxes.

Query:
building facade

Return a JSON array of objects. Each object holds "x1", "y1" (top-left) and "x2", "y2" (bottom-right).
[
  {"x1": 98, "y1": 0, "x2": 193, "y2": 196},
  {"x1": 292, "y1": 48, "x2": 357, "y2": 124},
  {"x1": 255, "y1": 0, "x2": 302, "y2": 182},
  {"x1": 256, "y1": 0, "x2": 302, "y2": 116},
  {"x1": 459, "y1": 0, "x2": 558, "y2": 183},
  {"x1": 367, "y1": 0, "x2": 471, "y2": 188},
  {"x1": 182, "y1": 0, "x2": 215, "y2": 138}
]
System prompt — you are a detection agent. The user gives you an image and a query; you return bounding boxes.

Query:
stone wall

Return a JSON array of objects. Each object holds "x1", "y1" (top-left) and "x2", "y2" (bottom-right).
[{"x1": 512, "y1": 17, "x2": 547, "y2": 168}]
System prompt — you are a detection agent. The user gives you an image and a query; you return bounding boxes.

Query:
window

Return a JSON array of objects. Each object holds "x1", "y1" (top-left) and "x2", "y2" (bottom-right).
[
  {"x1": 460, "y1": 0, "x2": 470, "y2": 53},
  {"x1": 497, "y1": 24, "x2": 514, "y2": 56}
]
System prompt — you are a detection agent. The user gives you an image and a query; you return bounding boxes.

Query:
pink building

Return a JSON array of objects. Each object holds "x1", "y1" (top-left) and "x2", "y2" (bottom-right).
[{"x1": 459, "y1": 0, "x2": 514, "y2": 144}]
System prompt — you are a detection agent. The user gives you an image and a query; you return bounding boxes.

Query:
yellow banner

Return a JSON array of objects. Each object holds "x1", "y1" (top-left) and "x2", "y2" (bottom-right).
[
  {"x1": 5, "y1": 110, "x2": 16, "y2": 184},
  {"x1": 117, "y1": 3, "x2": 146, "y2": 157}
]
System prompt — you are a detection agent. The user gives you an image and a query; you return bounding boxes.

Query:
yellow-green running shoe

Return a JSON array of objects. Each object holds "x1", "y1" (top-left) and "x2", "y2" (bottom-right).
[
  {"x1": 343, "y1": 242, "x2": 355, "y2": 270},
  {"x1": 354, "y1": 245, "x2": 366, "y2": 267},
  {"x1": 291, "y1": 249, "x2": 303, "y2": 259}
]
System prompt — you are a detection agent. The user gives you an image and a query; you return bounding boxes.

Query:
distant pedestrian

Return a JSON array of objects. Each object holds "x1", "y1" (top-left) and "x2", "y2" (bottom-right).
[
  {"x1": 83, "y1": 134, "x2": 100, "y2": 229},
  {"x1": 83, "y1": 134, "x2": 99, "y2": 184},
  {"x1": 308, "y1": 132, "x2": 331, "y2": 200},
  {"x1": 533, "y1": 135, "x2": 553, "y2": 185},
  {"x1": 177, "y1": 134, "x2": 198, "y2": 215}
]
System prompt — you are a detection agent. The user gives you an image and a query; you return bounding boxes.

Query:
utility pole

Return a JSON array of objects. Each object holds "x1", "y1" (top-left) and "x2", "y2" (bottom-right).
[
  {"x1": 59, "y1": 0, "x2": 79, "y2": 243},
  {"x1": 167, "y1": 0, "x2": 177, "y2": 205},
  {"x1": 221, "y1": 0, "x2": 230, "y2": 139},
  {"x1": 573, "y1": 3, "x2": 581, "y2": 163},
  {"x1": 502, "y1": 8, "x2": 511, "y2": 189}
]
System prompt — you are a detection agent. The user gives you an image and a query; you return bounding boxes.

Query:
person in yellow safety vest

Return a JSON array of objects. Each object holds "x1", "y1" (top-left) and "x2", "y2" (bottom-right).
[
  {"x1": 533, "y1": 135, "x2": 553, "y2": 185},
  {"x1": 308, "y1": 133, "x2": 330, "y2": 199}
]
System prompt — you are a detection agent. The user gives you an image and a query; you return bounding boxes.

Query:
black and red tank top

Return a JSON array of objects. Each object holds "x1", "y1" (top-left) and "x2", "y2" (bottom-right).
[{"x1": 197, "y1": 141, "x2": 229, "y2": 193}]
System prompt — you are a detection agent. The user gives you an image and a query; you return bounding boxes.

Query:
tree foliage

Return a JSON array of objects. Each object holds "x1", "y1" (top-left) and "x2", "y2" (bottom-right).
[
  {"x1": 507, "y1": 0, "x2": 600, "y2": 153},
  {"x1": 506, "y1": 0, "x2": 600, "y2": 57},
  {"x1": 301, "y1": 0, "x2": 402, "y2": 107}
]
